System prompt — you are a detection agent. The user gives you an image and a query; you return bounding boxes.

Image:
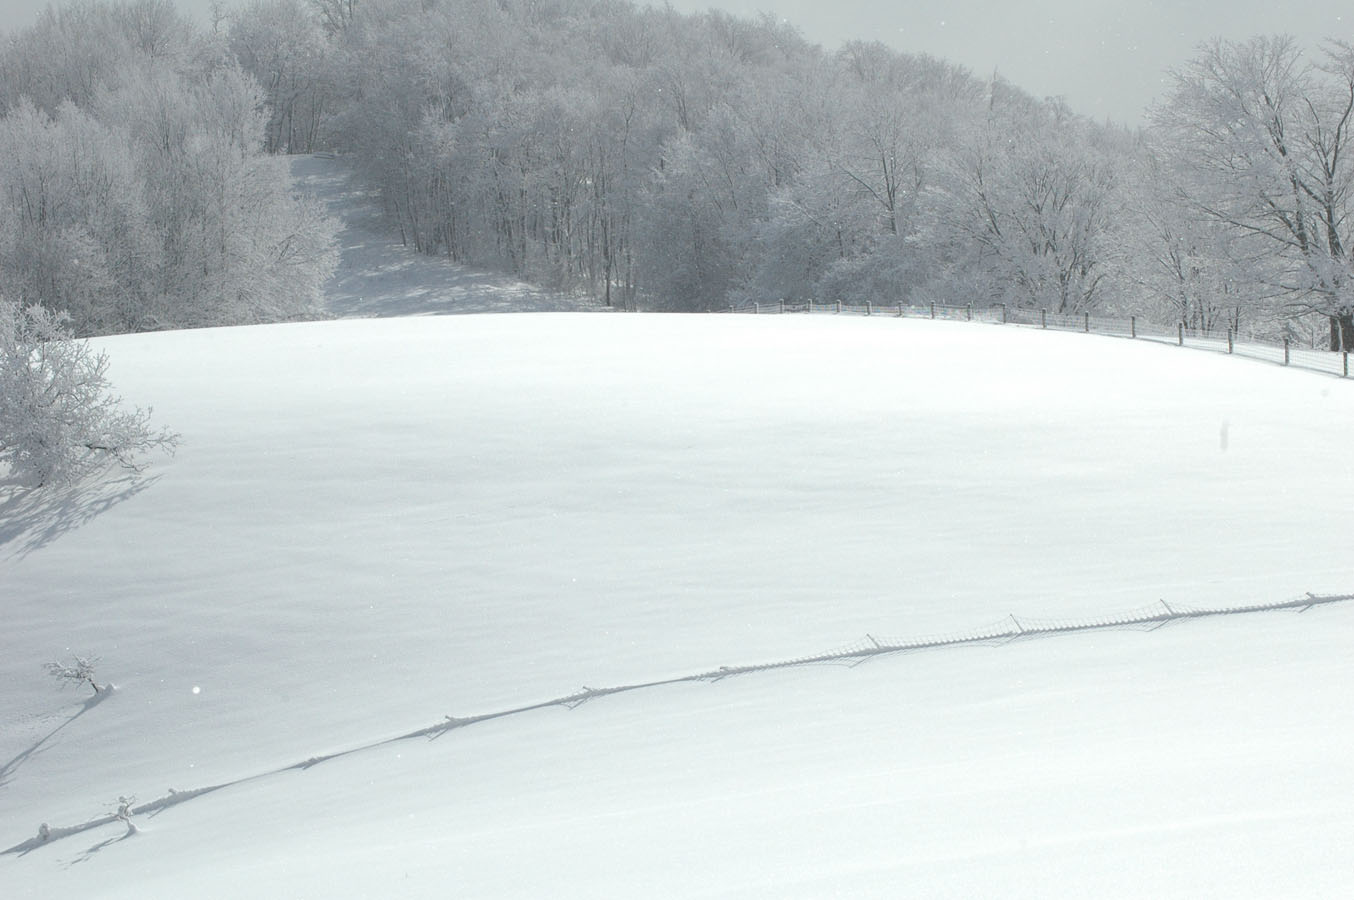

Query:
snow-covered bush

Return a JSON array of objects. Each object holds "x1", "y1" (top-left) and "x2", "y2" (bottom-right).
[
  {"x1": 113, "y1": 795, "x2": 137, "y2": 835},
  {"x1": 0, "y1": 300, "x2": 178, "y2": 486}
]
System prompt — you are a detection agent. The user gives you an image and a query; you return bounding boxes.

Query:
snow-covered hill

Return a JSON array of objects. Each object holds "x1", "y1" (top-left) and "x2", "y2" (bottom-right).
[{"x1": 4, "y1": 308, "x2": 1354, "y2": 898}]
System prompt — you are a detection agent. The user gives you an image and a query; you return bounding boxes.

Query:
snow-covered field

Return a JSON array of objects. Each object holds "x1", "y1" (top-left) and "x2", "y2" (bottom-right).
[
  {"x1": 4, "y1": 311, "x2": 1354, "y2": 898},
  {"x1": 4, "y1": 155, "x2": 1354, "y2": 897}
]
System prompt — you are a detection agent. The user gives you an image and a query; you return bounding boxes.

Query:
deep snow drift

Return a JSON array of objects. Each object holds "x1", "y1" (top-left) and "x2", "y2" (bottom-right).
[{"x1": 3, "y1": 311, "x2": 1353, "y2": 898}]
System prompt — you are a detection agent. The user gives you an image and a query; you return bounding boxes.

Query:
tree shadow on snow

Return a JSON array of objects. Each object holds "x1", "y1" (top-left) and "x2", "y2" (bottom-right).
[
  {"x1": 0, "y1": 471, "x2": 159, "y2": 561},
  {"x1": 66, "y1": 827, "x2": 136, "y2": 867},
  {"x1": 0, "y1": 691, "x2": 111, "y2": 790}
]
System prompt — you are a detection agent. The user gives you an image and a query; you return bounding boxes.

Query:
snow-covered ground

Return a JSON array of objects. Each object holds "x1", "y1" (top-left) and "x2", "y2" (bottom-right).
[
  {"x1": 4, "y1": 155, "x2": 1354, "y2": 897},
  {"x1": 4, "y1": 311, "x2": 1354, "y2": 898},
  {"x1": 291, "y1": 155, "x2": 605, "y2": 317}
]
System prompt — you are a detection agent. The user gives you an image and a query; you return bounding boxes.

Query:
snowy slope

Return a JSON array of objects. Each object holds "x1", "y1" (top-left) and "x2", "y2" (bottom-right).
[
  {"x1": 291, "y1": 155, "x2": 606, "y2": 317},
  {"x1": 4, "y1": 311, "x2": 1354, "y2": 898}
]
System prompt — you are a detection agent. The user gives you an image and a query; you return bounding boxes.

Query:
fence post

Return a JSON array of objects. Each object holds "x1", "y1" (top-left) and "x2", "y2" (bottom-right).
[
  {"x1": 807, "y1": 298, "x2": 812, "y2": 314},
  {"x1": 753, "y1": 302, "x2": 759, "y2": 315},
  {"x1": 1284, "y1": 336, "x2": 1290, "y2": 365},
  {"x1": 1040, "y1": 309, "x2": 1046, "y2": 329},
  {"x1": 866, "y1": 300, "x2": 872, "y2": 316},
  {"x1": 930, "y1": 302, "x2": 936, "y2": 320},
  {"x1": 1345, "y1": 351, "x2": 1349, "y2": 377},
  {"x1": 1178, "y1": 322, "x2": 1184, "y2": 346},
  {"x1": 1083, "y1": 312, "x2": 1090, "y2": 333},
  {"x1": 897, "y1": 303, "x2": 904, "y2": 317},
  {"x1": 1227, "y1": 328, "x2": 1234, "y2": 354},
  {"x1": 1130, "y1": 315, "x2": 1136, "y2": 338},
  {"x1": 779, "y1": 299, "x2": 785, "y2": 314},
  {"x1": 836, "y1": 300, "x2": 841, "y2": 314},
  {"x1": 966, "y1": 304, "x2": 972, "y2": 321},
  {"x1": 999, "y1": 303, "x2": 1007, "y2": 324}
]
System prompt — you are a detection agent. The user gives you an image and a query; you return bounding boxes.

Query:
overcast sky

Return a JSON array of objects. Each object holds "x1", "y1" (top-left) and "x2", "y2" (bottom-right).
[
  {"x1": 659, "y1": 0, "x2": 1353, "y2": 124},
  {"x1": 3, "y1": 0, "x2": 1351, "y2": 124}
]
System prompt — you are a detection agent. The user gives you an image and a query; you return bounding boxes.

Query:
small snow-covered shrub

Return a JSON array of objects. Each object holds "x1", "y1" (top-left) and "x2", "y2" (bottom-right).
[
  {"x1": 0, "y1": 299, "x2": 178, "y2": 486},
  {"x1": 44, "y1": 654, "x2": 105, "y2": 696}
]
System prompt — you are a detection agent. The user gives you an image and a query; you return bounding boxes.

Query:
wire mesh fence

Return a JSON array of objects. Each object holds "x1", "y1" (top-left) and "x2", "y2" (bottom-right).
[{"x1": 726, "y1": 300, "x2": 1354, "y2": 379}]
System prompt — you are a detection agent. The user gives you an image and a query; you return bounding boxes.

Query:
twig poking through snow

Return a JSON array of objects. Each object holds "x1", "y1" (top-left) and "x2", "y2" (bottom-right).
[
  {"x1": 44, "y1": 656, "x2": 104, "y2": 696},
  {"x1": 113, "y1": 796, "x2": 137, "y2": 836}
]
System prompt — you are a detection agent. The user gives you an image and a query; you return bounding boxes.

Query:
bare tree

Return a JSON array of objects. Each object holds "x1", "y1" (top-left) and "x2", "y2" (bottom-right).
[
  {"x1": 1154, "y1": 36, "x2": 1354, "y2": 349},
  {"x1": 44, "y1": 655, "x2": 105, "y2": 695},
  {"x1": 229, "y1": 0, "x2": 331, "y2": 153},
  {"x1": 946, "y1": 91, "x2": 1124, "y2": 314},
  {"x1": 309, "y1": 0, "x2": 358, "y2": 36}
]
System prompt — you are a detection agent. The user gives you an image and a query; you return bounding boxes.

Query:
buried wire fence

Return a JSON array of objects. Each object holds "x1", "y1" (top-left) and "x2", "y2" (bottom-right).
[
  {"x1": 727, "y1": 300, "x2": 1353, "y2": 379},
  {"x1": 677, "y1": 592, "x2": 1354, "y2": 679},
  {"x1": 8, "y1": 590, "x2": 1353, "y2": 855}
]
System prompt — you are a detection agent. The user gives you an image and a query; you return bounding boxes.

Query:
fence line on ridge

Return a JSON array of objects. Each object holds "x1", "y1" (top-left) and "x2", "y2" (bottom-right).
[{"x1": 726, "y1": 300, "x2": 1353, "y2": 379}]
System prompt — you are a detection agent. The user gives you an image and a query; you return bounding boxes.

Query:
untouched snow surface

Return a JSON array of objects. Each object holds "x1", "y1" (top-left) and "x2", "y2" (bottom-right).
[
  {"x1": 291, "y1": 155, "x2": 605, "y2": 317},
  {"x1": 3, "y1": 312, "x2": 1354, "y2": 898}
]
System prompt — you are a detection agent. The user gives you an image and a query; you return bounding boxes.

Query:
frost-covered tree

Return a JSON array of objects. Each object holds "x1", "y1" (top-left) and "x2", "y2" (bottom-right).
[
  {"x1": 0, "y1": 2, "x2": 134, "y2": 114},
  {"x1": 97, "y1": 62, "x2": 338, "y2": 327},
  {"x1": 786, "y1": 46, "x2": 974, "y2": 307},
  {"x1": 942, "y1": 89, "x2": 1124, "y2": 314},
  {"x1": 0, "y1": 0, "x2": 199, "y2": 115},
  {"x1": 229, "y1": 0, "x2": 331, "y2": 153},
  {"x1": 0, "y1": 100, "x2": 160, "y2": 335},
  {"x1": 0, "y1": 300, "x2": 177, "y2": 486},
  {"x1": 309, "y1": 0, "x2": 359, "y2": 36},
  {"x1": 1119, "y1": 147, "x2": 1274, "y2": 334},
  {"x1": 0, "y1": 1, "x2": 337, "y2": 334},
  {"x1": 1154, "y1": 36, "x2": 1354, "y2": 348},
  {"x1": 635, "y1": 131, "x2": 743, "y2": 310},
  {"x1": 44, "y1": 654, "x2": 106, "y2": 695}
]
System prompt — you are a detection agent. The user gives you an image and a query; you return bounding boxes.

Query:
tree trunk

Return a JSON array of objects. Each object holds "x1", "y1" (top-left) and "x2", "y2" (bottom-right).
[{"x1": 1329, "y1": 312, "x2": 1354, "y2": 351}]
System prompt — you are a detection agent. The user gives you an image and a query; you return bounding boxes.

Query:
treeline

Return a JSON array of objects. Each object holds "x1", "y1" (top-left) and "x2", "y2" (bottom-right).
[
  {"x1": 234, "y1": 0, "x2": 1137, "y2": 318},
  {"x1": 0, "y1": 0, "x2": 336, "y2": 335},
  {"x1": 241, "y1": 0, "x2": 1354, "y2": 344},
  {"x1": 5, "y1": 0, "x2": 1354, "y2": 348}
]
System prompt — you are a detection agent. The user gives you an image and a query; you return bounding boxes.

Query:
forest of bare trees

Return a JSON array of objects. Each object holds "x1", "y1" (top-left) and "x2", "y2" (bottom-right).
[{"x1": 4, "y1": 0, "x2": 1354, "y2": 347}]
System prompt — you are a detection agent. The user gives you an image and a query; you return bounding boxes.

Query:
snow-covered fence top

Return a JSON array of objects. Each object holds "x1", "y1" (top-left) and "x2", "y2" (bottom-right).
[{"x1": 7, "y1": 591, "x2": 1351, "y2": 856}]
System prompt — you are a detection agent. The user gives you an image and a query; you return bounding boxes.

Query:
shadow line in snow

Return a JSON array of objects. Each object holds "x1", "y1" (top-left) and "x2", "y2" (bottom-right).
[
  {"x1": 66, "y1": 828, "x2": 136, "y2": 868},
  {"x1": 0, "y1": 690, "x2": 113, "y2": 789},
  {"x1": 6, "y1": 590, "x2": 1352, "y2": 857}
]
